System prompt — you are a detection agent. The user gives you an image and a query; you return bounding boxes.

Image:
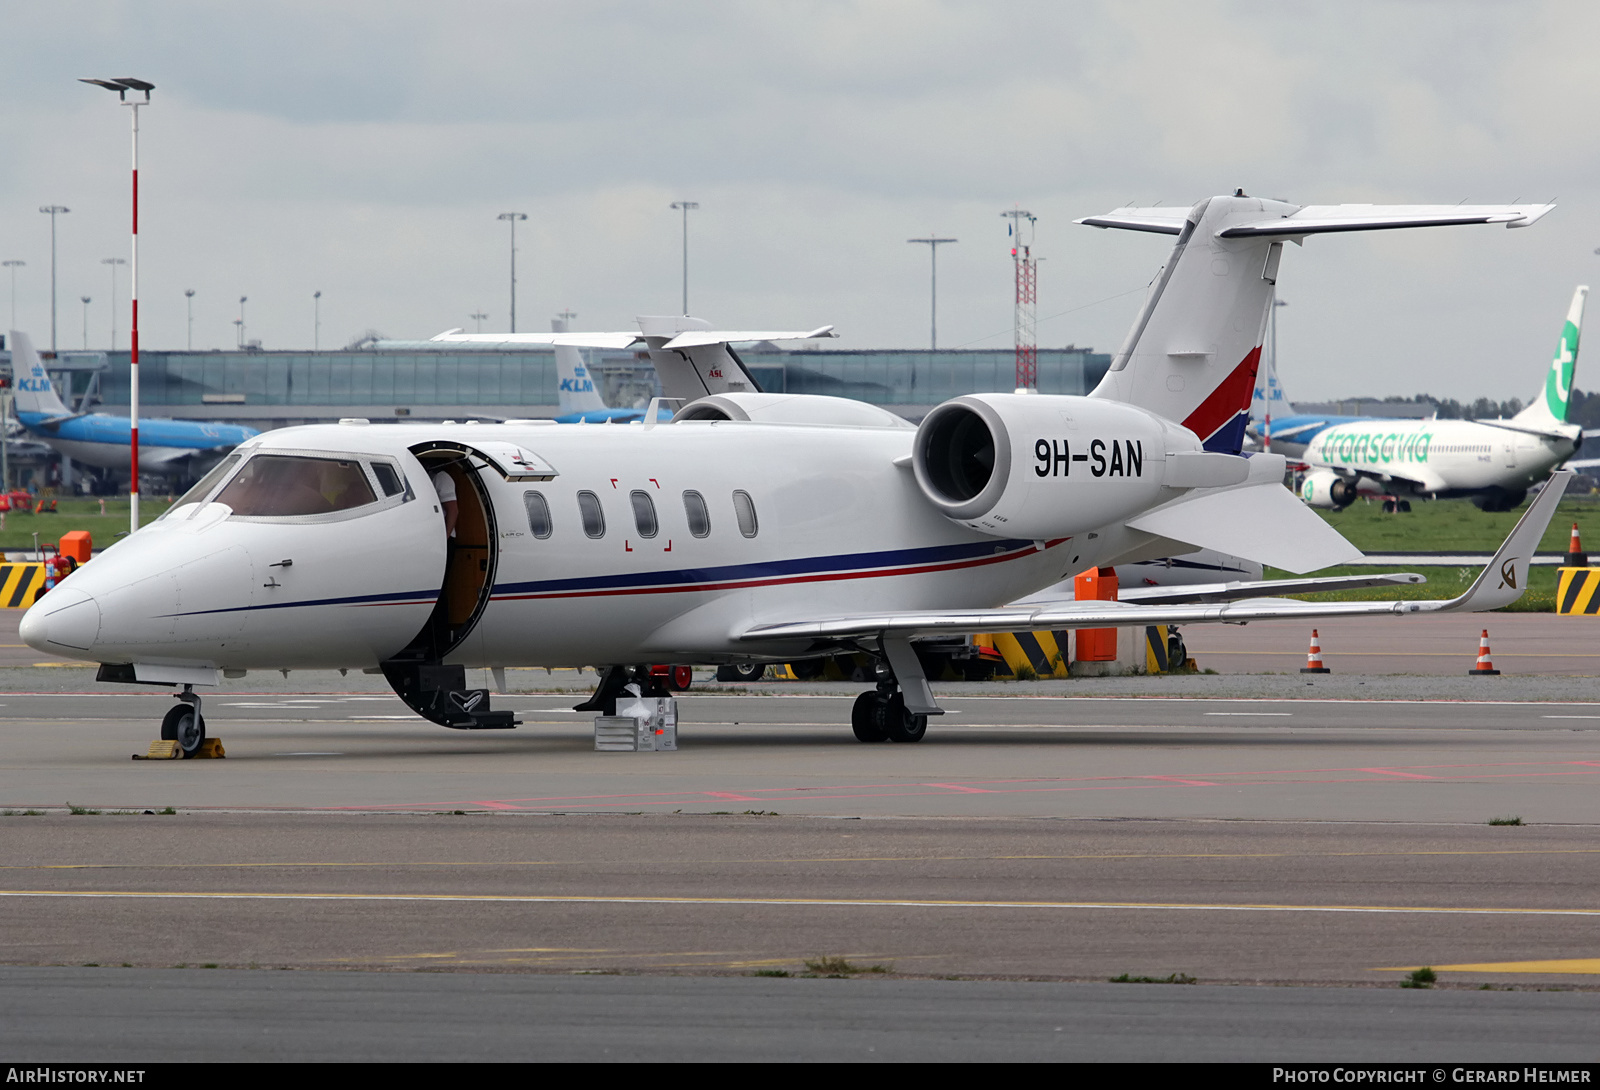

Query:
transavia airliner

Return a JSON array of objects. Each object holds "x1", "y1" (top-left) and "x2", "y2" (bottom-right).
[
  {"x1": 1297, "y1": 286, "x2": 1587, "y2": 512},
  {"x1": 20, "y1": 195, "x2": 1570, "y2": 756},
  {"x1": 8, "y1": 331, "x2": 258, "y2": 482}
]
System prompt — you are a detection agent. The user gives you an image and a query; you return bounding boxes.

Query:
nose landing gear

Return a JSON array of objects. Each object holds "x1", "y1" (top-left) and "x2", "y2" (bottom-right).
[{"x1": 160, "y1": 688, "x2": 206, "y2": 758}]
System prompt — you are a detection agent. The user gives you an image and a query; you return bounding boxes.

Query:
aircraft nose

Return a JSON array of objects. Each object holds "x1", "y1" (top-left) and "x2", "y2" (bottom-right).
[{"x1": 20, "y1": 587, "x2": 102, "y2": 657}]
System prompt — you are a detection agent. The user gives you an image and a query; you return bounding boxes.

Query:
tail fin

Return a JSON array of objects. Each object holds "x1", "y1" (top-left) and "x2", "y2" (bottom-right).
[
  {"x1": 551, "y1": 316, "x2": 610, "y2": 415},
  {"x1": 1081, "y1": 197, "x2": 1555, "y2": 453},
  {"x1": 7, "y1": 331, "x2": 72, "y2": 417},
  {"x1": 1514, "y1": 285, "x2": 1586, "y2": 430}
]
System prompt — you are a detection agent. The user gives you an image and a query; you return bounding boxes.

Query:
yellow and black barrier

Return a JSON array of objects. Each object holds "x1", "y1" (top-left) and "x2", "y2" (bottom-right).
[
  {"x1": 0, "y1": 563, "x2": 49, "y2": 608},
  {"x1": 1557, "y1": 567, "x2": 1600, "y2": 615}
]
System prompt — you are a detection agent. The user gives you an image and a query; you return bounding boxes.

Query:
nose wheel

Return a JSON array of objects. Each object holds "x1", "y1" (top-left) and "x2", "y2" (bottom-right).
[{"x1": 160, "y1": 692, "x2": 206, "y2": 759}]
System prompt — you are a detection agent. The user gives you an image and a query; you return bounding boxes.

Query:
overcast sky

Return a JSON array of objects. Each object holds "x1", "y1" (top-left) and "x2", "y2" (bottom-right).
[{"x1": 3, "y1": 1, "x2": 1598, "y2": 402}]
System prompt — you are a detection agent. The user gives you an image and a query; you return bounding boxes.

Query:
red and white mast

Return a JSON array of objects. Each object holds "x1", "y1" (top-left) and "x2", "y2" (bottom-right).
[
  {"x1": 81, "y1": 77, "x2": 152, "y2": 536},
  {"x1": 1001, "y1": 208, "x2": 1037, "y2": 390}
]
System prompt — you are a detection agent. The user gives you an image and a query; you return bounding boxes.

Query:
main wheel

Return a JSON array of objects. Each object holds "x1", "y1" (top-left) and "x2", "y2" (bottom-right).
[
  {"x1": 716, "y1": 663, "x2": 765, "y2": 682},
  {"x1": 882, "y1": 693, "x2": 927, "y2": 744},
  {"x1": 851, "y1": 691, "x2": 889, "y2": 743},
  {"x1": 160, "y1": 703, "x2": 206, "y2": 758}
]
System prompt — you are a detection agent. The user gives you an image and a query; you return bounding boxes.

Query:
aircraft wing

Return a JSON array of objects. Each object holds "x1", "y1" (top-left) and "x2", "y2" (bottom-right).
[
  {"x1": 425, "y1": 325, "x2": 835, "y2": 351},
  {"x1": 428, "y1": 331, "x2": 642, "y2": 349},
  {"x1": 1078, "y1": 203, "x2": 1555, "y2": 239},
  {"x1": 1217, "y1": 204, "x2": 1555, "y2": 238},
  {"x1": 1113, "y1": 572, "x2": 1426, "y2": 605},
  {"x1": 740, "y1": 471, "x2": 1570, "y2": 644},
  {"x1": 1471, "y1": 418, "x2": 1583, "y2": 442},
  {"x1": 1075, "y1": 207, "x2": 1189, "y2": 234}
]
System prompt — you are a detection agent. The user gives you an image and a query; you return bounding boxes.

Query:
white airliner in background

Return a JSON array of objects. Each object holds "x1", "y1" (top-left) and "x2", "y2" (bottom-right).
[
  {"x1": 1298, "y1": 286, "x2": 1587, "y2": 512},
  {"x1": 20, "y1": 194, "x2": 1566, "y2": 755}
]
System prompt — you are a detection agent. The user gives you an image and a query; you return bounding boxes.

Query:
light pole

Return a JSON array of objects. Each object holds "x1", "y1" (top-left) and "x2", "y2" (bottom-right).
[
  {"x1": 497, "y1": 212, "x2": 527, "y2": 332},
  {"x1": 2, "y1": 261, "x2": 22, "y2": 330},
  {"x1": 102, "y1": 257, "x2": 126, "y2": 350},
  {"x1": 313, "y1": 290, "x2": 321, "y2": 350},
  {"x1": 38, "y1": 206, "x2": 69, "y2": 351},
  {"x1": 80, "y1": 296, "x2": 92, "y2": 349},
  {"x1": 906, "y1": 236, "x2": 957, "y2": 350},
  {"x1": 1266, "y1": 296, "x2": 1288, "y2": 453},
  {"x1": 184, "y1": 289, "x2": 195, "y2": 350},
  {"x1": 236, "y1": 296, "x2": 247, "y2": 348},
  {"x1": 80, "y1": 75, "x2": 152, "y2": 534},
  {"x1": 470, "y1": 311, "x2": 488, "y2": 333},
  {"x1": 670, "y1": 201, "x2": 699, "y2": 315}
]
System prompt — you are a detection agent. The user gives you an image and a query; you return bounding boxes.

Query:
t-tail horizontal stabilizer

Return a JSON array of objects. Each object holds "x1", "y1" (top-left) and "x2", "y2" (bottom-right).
[{"x1": 1078, "y1": 196, "x2": 1554, "y2": 457}]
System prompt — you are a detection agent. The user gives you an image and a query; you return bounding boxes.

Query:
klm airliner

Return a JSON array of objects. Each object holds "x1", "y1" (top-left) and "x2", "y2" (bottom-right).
[{"x1": 8, "y1": 331, "x2": 257, "y2": 483}]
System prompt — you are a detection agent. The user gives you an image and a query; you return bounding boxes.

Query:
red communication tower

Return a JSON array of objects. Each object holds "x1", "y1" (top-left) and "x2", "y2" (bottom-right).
[{"x1": 1001, "y1": 209, "x2": 1037, "y2": 389}]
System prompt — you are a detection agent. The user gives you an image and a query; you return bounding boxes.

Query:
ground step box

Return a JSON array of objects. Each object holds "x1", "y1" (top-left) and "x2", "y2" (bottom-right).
[{"x1": 595, "y1": 697, "x2": 678, "y2": 752}]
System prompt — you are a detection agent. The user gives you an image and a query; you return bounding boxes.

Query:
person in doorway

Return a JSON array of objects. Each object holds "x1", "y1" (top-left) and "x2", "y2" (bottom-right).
[{"x1": 431, "y1": 469, "x2": 458, "y2": 538}]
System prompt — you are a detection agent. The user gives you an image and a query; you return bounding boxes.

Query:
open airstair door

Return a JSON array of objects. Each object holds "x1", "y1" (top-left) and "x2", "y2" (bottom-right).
[{"x1": 379, "y1": 439, "x2": 557, "y2": 730}]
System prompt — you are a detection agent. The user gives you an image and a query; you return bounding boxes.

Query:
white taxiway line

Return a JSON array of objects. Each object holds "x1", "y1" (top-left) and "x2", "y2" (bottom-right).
[{"x1": 0, "y1": 890, "x2": 1595, "y2": 917}]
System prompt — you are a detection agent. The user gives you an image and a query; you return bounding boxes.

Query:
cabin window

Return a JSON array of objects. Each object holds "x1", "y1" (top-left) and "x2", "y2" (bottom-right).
[
  {"x1": 630, "y1": 491, "x2": 658, "y2": 538},
  {"x1": 732, "y1": 490, "x2": 759, "y2": 538},
  {"x1": 683, "y1": 491, "x2": 711, "y2": 538},
  {"x1": 216, "y1": 454, "x2": 377, "y2": 517},
  {"x1": 372, "y1": 462, "x2": 407, "y2": 497},
  {"x1": 577, "y1": 490, "x2": 606, "y2": 538},
  {"x1": 524, "y1": 491, "x2": 553, "y2": 539}
]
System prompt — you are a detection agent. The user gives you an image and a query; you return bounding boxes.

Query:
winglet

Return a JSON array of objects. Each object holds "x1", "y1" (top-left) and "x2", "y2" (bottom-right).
[{"x1": 1440, "y1": 470, "x2": 1573, "y2": 612}]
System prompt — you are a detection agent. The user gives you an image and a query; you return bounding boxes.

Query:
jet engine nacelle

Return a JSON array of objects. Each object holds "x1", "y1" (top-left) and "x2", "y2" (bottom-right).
[
  {"x1": 912, "y1": 393, "x2": 1228, "y2": 539},
  {"x1": 1299, "y1": 468, "x2": 1358, "y2": 509}
]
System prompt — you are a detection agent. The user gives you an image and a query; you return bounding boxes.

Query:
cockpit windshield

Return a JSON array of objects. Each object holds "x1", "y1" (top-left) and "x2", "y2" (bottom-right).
[
  {"x1": 165, "y1": 454, "x2": 242, "y2": 515},
  {"x1": 214, "y1": 454, "x2": 378, "y2": 517}
]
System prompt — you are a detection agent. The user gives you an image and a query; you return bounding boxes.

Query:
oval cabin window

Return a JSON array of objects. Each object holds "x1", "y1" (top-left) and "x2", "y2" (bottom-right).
[
  {"x1": 630, "y1": 491, "x2": 659, "y2": 538},
  {"x1": 732, "y1": 490, "x2": 759, "y2": 538},
  {"x1": 524, "y1": 491, "x2": 553, "y2": 539},
  {"x1": 683, "y1": 491, "x2": 711, "y2": 538},
  {"x1": 577, "y1": 491, "x2": 606, "y2": 539}
]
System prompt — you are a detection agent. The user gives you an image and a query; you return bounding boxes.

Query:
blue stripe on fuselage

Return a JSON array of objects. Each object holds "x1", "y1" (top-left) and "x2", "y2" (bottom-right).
[{"x1": 169, "y1": 537, "x2": 1041, "y2": 618}]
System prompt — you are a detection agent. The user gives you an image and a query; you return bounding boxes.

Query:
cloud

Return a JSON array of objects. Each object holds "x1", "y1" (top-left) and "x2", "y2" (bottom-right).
[{"x1": 2, "y1": 0, "x2": 1597, "y2": 400}]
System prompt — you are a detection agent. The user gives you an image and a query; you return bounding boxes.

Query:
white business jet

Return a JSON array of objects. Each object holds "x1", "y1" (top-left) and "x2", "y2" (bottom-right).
[{"x1": 20, "y1": 194, "x2": 1566, "y2": 755}]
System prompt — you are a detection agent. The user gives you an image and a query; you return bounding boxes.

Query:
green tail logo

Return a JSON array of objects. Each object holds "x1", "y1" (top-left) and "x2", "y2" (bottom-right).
[{"x1": 1546, "y1": 319, "x2": 1578, "y2": 421}]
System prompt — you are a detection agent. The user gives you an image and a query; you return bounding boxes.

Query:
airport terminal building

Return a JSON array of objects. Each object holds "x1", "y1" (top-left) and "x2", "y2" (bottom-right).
[{"x1": 6, "y1": 343, "x2": 1112, "y2": 430}]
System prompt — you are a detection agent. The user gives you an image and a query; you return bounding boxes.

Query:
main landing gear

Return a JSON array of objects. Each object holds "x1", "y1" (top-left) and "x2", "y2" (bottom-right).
[
  {"x1": 849, "y1": 637, "x2": 942, "y2": 745},
  {"x1": 851, "y1": 687, "x2": 927, "y2": 744},
  {"x1": 160, "y1": 687, "x2": 207, "y2": 758}
]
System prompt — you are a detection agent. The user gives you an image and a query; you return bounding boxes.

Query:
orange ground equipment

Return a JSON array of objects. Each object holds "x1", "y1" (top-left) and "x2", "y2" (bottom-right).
[
  {"x1": 1468, "y1": 629, "x2": 1501, "y2": 676},
  {"x1": 57, "y1": 530, "x2": 92, "y2": 565},
  {"x1": 1072, "y1": 566, "x2": 1119, "y2": 662},
  {"x1": 1300, "y1": 629, "x2": 1330, "y2": 674}
]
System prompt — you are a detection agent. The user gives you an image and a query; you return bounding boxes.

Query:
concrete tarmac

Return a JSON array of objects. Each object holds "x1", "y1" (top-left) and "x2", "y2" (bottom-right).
[
  {"x1": 2, "y1": 812, "x2": 1597, "y2": 990},
  {"x1": 6, "y1": 968, "x2": 1599, "y2": 1062},
  {"x1": 3, "y1": 606, "x2": 1599, "y2": 1060}
]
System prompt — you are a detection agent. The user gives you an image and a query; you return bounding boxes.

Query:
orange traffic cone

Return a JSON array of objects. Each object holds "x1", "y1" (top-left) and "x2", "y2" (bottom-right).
[
  {"x1": 1468, "y1": 629, "x2": 1500, "y2": 676},
  {"x1": 1300, "y1": 629, "x2": 1330, "y2": 674},
  {"x1": 1565, "y1": 523, "x2": 1589, "y2": 568}
]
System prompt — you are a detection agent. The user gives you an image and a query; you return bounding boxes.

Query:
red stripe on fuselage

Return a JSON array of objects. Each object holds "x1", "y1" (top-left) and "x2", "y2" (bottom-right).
[{"x1": 1182, "y1": 345, "x2": 1261, "y2": 441}]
